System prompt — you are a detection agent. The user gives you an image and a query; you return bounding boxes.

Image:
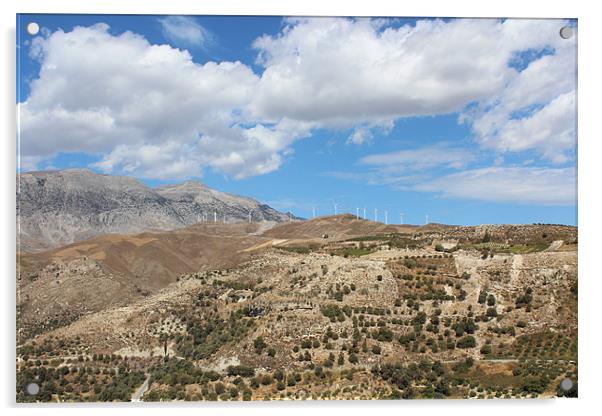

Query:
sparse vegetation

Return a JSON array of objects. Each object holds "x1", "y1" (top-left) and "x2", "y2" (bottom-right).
[{"x1": 17, "y1": 218, "x2": 577, "y2": 402}]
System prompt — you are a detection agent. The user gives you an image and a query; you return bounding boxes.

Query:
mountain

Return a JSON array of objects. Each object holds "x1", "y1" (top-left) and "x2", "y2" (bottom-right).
[{"x1": 17, "y1": 169, "x2": 291, "y2": 251}]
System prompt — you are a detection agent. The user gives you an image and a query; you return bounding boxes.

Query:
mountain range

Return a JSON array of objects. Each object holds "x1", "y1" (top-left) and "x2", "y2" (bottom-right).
[{"x1": 17, "y1": 169, "x2": 292, "y2": 251}]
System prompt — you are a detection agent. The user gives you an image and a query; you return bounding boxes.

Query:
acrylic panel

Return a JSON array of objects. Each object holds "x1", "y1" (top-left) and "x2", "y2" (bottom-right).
[{"x1": 16, "y1": 14, "x2": 578, "y2": 402}]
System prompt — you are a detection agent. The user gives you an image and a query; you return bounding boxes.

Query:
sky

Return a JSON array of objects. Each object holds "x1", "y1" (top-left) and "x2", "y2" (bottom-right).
[{"x1": 16, "y1": 14, "x2": 577, "y2": 225}]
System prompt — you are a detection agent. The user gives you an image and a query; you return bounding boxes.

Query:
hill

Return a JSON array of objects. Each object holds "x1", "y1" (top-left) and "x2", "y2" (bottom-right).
[
  {"x1": 17, "y1": 222, "x2": 270, "y2": 340},
  {"x1": 263, "y1": 214, "x2": 417, "y2": 240},
  {"x1": 17, "y1": 218, "x2": 577, "y2": 402}
]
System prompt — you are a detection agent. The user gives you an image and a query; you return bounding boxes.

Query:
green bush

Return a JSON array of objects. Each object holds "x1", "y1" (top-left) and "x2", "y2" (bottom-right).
[
  {"x1": 456, "y1": 336, "x2": 476, "y2": 349},
  {"x1": 254, "y1": 337, "x2": 267, "y2": 354},
  {"x1": 227, "y1": 365, "x2": 255, "y2": 377}
]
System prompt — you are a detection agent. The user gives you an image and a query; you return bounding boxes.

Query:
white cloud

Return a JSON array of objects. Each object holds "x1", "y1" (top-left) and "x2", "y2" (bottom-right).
[
  {"x1": 20, "y1": 23, "x2": 308, "y2": 179},
  {"x1": 326, "y1": 143, "x2": 474, "y2": 190},
  {"x1": 92, "y1": 141, "x2": 200, "y2": 180},
  {"x1": 250, "y1": 17, "x2": 575, "y2": 162},
  {"x1": 250, "y1": 18, "x2": 506, "y2": 126},
  {"x1": 250, "y1": 19, "x2": 572, "y2": 125},
  {"x1": 360, "y1": 144, "x2": 474, "y2": 170},
  {"x1": 461, "y1": 27, "x2": 577, "y2": 163},
  {"x1": 492, "y1": 91, "x2": 575, "y2": 163},
  {"x1": 413, "y1": 167, "x2": 576, "y2": 205},
  {"x1": 20, "y1": 18, "x2": 576, "y2": 181},
  {"x1": 347, "y1": 127, "x2": 373, "y2": 145},
  {"x1": 158, "y1": 16, "x2": 214, "y2": 49}
]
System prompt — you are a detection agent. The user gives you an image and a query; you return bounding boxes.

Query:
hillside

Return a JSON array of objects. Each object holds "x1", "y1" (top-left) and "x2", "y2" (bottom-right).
[
  {"x1": 262, "y1": 214, "x2": 416, "y2": 239},
  {"x1": 17, "y1": 222, "x2": 270, "y2": 340},
  {"x1": 17, "y1": 217, "x2": 578, "y2": 401}
]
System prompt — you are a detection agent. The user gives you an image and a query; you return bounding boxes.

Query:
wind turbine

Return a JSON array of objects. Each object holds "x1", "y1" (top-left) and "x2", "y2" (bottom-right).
[
  {"x1": 363, "y1": 208, "x2": 366, "y2": 220},
  {"x1": 425, "y1": 214, "x2": 429, "y2": 225},
  {"x1": 334, "y1": 203, "x2": 338, "y2": 216},
  {"x1": 312, "y1": 207, "x2": 316, "y2": 219},
  {"x1": 400, "y1": 212, "x2": 404, "y2": 225},
  {"x1": 374, "y1": 208, "x2": 378, "y2": 222},
  {"x1": 248, "y1": 209, "x2": 253, "y2": 223},
  {"x1": 384, "y1": 210, "x2": 388, "y2": 225},
  {"x1": 214, "y1": 211, "x2": 217, "y2": 223},
  {"x1": 356, "y1": 207, "x2": 359, "y2": 219}
]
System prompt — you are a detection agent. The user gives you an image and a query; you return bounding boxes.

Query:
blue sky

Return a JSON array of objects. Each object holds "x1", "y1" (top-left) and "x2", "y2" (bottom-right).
[{"x1": 16, "y1": 14, "x2": 577, "y2": 225}]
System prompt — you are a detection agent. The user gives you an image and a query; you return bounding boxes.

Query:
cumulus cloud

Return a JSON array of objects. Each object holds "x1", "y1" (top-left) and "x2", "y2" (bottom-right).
[
  {"x1": 250, "y1": 18, "x2": 507, "y2": 126},
  {"x1": 413, "y1": 167, "x2": 576, "y2": 205},
  {"x1": 461, "y1": 23, "x2": 577, "y2": 163},
  {"x1": 158, "y1": 16, "x2": 214, "y2": 49},
  {"x1": 19, "y1": 18, "x2": 576, "y2": 183},
  {"x1": 250, "y1": 19, "x2": 573, "y2": 126},
  {"x1": 20, "y1": 23, "x2": 308, "y2": 179}
]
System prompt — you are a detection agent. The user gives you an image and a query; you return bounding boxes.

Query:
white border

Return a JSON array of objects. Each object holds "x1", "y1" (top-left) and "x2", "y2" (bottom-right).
[{"x1": 2, "y1": 1, "x2": 601, "y2": 415}]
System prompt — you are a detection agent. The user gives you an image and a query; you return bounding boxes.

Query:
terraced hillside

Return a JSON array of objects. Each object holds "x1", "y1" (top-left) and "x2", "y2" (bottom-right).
[{"x1": 17, "y1": 216, "x2": 577, "y2": 401}]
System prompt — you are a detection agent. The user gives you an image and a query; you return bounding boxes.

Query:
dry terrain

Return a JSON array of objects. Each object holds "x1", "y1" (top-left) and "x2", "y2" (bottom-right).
[{"x1": 17, "y1": 215, "x2": 578, "y2": 402}]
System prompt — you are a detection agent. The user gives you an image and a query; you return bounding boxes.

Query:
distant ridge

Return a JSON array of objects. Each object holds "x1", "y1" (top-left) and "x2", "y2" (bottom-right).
[{"x1": 17, "y1": 169, "x2": 293, "y2": 251}]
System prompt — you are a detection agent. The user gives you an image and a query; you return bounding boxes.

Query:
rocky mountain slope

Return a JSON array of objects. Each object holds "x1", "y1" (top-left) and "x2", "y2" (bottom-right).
[{"x1": 17, "y1": 169, "x2": 292, "y2": 251}]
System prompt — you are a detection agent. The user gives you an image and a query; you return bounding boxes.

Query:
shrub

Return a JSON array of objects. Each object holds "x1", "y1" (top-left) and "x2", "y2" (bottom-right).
[
  {"x1": 273, "y1": 369, "x2": 284, "y2": 381},
  {"x1": 456, "y1": 336, "x2": 476, "y2": 349},
  {"x1": 260, "y1": 374, "x2": 273, "y2": 386},
  {"x1": 214, "y1": 382, "x2": 225, "y2": 395},
  {"x1": 412, "y1": 312, "x2": 427, "y2": 325},
  {"x1": 478, "y1": 290, "x2": 488, "y2": 304},
  {"x1": 516, "y1": 288, "x2": 533, "y2": 308},
  {"x1": 227, "y1": 365, "x2": 255, "y2": 378},
  {"x1": 372, "y1": 327, "x2": 394, "y2": 342},
  {"x1": 320, "y1": 304, "x2": 346, "y2": 322},
  {"x1": 404, "y1": 259, "x2": 418, "y2": 269},
  {"x1": 254, "y1": 337, "x2": 267, "y2": 354},
  {"x1": 485, "y1": 308, "x2": 498, "y2": 318}
]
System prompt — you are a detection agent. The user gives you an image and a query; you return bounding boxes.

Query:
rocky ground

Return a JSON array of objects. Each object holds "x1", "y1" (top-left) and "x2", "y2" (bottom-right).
[{"x1": 16, "y1": 215, "x2": 578, "y2": 402}]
